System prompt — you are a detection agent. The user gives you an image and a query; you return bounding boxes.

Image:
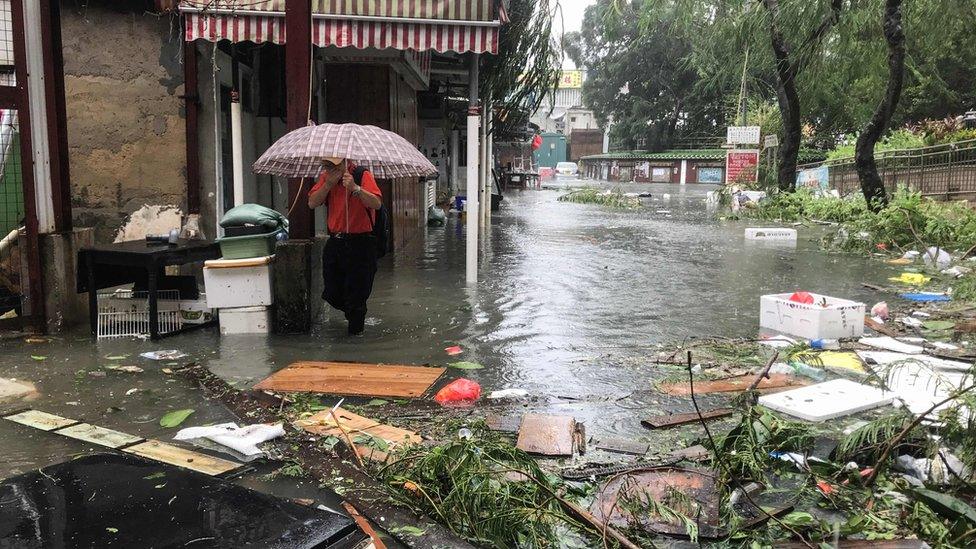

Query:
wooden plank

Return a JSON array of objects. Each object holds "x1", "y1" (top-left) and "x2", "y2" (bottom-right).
[
  {"x1": 669, "y1": 444, "x2": 711, "y2": 462},
  {"x1": 57, "y1": 423, "x2": 142, "y2": 449},
  {"x1": 516, "y1": 414, "x2": 576, "y2": 456},
  {"x1": 641, "y1": 408, "x2": 734, "y2": 429},
  {"x1": 659, "y1": 374, "x2": 807, "y2": 396},
  {"x1": 342, "y1": 502, "x2": 387, "y2": 549},
  {"x1": 594, "y1": 437, "x2": 649, "y2": 456},
  {"x1": 865, "y1": 315, "x2": 900, "y2": 337},
  {"x1": 254, "y1": 361, "x2": 446, "y2": 398},
  {"x1": 4, "y1": 409, "x2": 76, "y2": 431},
  {"x1": 123, "y1": 440, "x2": 242, "y2": 476},
  {"x1": 485, "y1": 414, "x2": 521, "y2": 433},
  {"x1": 295, "y1": 406, "x2": 421, "y2": 463}
]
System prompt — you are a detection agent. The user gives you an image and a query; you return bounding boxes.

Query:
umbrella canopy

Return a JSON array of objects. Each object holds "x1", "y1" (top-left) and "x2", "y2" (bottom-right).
[{"x1": 252, "y1": 123, "x2": 437, "y2": 180}]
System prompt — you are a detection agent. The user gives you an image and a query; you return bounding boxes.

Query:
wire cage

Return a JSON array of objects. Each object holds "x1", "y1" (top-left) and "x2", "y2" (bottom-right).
[{"x1": 96, "y1": 289, "x2": 183, "y2": 339}]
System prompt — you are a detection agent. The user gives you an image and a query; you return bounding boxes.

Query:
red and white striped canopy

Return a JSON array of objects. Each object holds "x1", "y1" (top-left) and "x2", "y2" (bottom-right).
[{"x1": 180, "y1": 1, "x2": 500, "y2": 54}]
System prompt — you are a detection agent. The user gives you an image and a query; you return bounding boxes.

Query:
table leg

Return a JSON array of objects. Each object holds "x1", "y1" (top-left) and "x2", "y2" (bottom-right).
[
  {"x1": 87, "y1": 260, "x2": 97, "y2": 337},
  {"x1": 147, "y1": 264, "x2": 159, "y2": 340}
]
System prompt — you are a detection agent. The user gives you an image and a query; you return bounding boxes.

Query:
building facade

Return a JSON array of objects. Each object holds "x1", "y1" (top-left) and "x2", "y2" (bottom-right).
[{"x1": 580, "y1": 150, "x2": 727, "y2": 183}]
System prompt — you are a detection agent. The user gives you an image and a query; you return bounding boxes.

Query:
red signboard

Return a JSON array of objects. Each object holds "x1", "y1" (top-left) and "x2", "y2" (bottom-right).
[{"x1": 726, "y1": 150, "x2": 760, "y2": 184}]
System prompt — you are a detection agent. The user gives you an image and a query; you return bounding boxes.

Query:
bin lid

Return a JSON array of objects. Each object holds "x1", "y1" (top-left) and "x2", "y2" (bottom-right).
[{"x1": 204, "y1": 255, "x2": 275, "y2": 269}]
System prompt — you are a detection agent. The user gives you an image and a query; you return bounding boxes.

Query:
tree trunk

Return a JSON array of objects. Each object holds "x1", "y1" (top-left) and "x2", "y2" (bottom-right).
[
  {"x1": 855, "y1": 0, "x2": 905, "y2": 212},
  {"x1": 763, "y1": 0, "x2": 801, "y2": 191},
  {"x1": 760, "y1": 0, "x2": 842, "y2": 192}
]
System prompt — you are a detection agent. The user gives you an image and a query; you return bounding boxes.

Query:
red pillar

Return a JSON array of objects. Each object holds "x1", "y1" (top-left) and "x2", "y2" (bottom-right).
[
  {"x1": 285, "y1": 0, "x2": 314, "y2": 239},
  {"x1": 38, "y1": 0, "x2": 71, "y2": 232}
]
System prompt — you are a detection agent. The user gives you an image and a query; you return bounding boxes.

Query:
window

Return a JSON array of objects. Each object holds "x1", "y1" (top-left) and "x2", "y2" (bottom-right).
[{"x1": 570, "y1": 116, "x2": 577, "y2": 122}]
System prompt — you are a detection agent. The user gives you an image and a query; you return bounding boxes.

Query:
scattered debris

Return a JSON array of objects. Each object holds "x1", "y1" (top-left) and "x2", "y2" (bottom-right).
[
  {"x1": 174, "y1": 423, "x2": 284, "y2": 457},
  {"x1": 659, "y1": 373, "x2": 807, "y2": 396},
  {"x1": 433, "y1": 378, "x2": 481, "y2": 405},
  {"x1": 487, "y1": 388, "x2": 528, "y2": 399},
  {"x1": 0, "y1": 377, "x2": 38, "y2": 403},
  {"x1": 594, "y1": 437, "x2": 649, "y2": 456},
  {"x1": 890, "y1": 272, "x2": 931, "y2": 285},
  {"x1": 860, "y1": 336, "x2": 924, "y2": 354},
  {"x1": 254, "y1": 361, "x2": 446, "y2": 398},
  {"x1": 901, "y1": 292, "x2": 951, "y2": 302},
  {"x1": 449, "y1": 361, "x2": 483, "y2": 370},
  {"x1": 104, "y1": 364, "x2": 144, "y2": 373},
  {"x1": 57, "y1": 423, "x2": 141, "y2": 449},
  {"x1": 484, "y1": 414, "x2": 521, "y2": 433},
  {"x1": 641, "y1": 408, "x2": 734, "y2": 429},
  {"x1": 444, "y1": 345, "x2": 463, "y2": 356},
  {"x1": 758, "y1": 379, "x2": 894, "y2": 421},
  {"x1": 516, "y1": 414, "x2": 579, "y2": 456},
  {"x1": 139, "y1": 350, "x2": 187, "y2": 360},
  {"x1": 295, "y1": 407, "x2": 420, "y2": 463}
]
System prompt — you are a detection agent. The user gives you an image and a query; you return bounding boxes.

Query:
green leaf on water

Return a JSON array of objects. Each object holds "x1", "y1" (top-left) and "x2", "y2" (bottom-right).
[
  {"x1": 365, "y1": 399, "x2": 388, "y2": 406},
  {"x1": 353, "y1": 433, "x2": 390, "y2": 452},
  {"x1": 143, "y1": 472, "x2": 166, "y2": 480},
  {"x1": 320, "y1": 435, "x2": 342, "y2": 451},
  {"x1": 390, "y1": 525, "x2": 426, "y2": 537},
  {"x1": 780, "y1": 511, "x2": 816, "y2": 527},
  {"x1": 450, "y1": 361, "x2": 484, "y2": 370},
  {"x1": 106, "y1": 528, "x2": 119, "y2": 534},
  {"x1": 159, "y1": 409, "x2": 195, "y2": 428},
  {"x1": 30, "y1": 355, "x2": 46, "y2": 361}
]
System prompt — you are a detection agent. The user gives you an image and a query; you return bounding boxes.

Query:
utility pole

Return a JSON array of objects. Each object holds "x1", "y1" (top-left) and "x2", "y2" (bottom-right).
[{"x1": 737, "y1": 47, "x2": 749, "y2": 126}]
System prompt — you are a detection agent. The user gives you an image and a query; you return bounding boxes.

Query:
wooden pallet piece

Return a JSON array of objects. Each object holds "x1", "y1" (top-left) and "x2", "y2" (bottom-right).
[
  {"x1": 295, "y1": 406, "x2": 421, "y2": 463},
  {"x1": 4, "y1": 410, "x2": 77, "y2": 431},
  {"x1": 57, "y1": 423, "x2": 143, "y2": 449},
  {"x1": 254, "y1": 361, "x2": 446, "y2": 398},
  {"x1": 659, "y1": 374, "x2": 806, "y2": 396},
  {"x1": 594, "y1": 437, "x2": 649, "y2": 456},
  {"x1": 516, "y1": 414, "x2": 576, "y2": 456},
  {"x1": 641, "y1": 408, "x2": 734, "y2": 429},
  {"x1": 485, "y1": 414, "x2": 521, "y2": 433},
  {"x1": 123, "y1": 440, "x2": 243, "y2": 476}
]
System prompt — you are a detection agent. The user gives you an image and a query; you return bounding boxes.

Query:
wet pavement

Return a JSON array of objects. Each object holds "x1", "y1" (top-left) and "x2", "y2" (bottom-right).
[{"x1": 0, "y1": 180, "x2": 897, "y2": 501}]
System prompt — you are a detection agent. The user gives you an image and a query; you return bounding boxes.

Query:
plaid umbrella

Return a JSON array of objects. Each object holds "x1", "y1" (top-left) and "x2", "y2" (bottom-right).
[{"x1": 252, "y1": 123, "x2": 438, "y2": 179}]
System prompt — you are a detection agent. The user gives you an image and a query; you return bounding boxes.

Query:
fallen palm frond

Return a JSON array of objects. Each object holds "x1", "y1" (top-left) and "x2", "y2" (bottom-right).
[
  {"x1": 558, "y1": 187, "x2": 640, "y2": 208},
  {"x1": 378, "y1": 424, "x2": 598, "y2": 548}
]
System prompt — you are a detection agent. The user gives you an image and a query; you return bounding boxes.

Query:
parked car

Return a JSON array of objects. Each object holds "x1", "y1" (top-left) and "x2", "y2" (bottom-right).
[{"x1": 555, "y1": 162, "x2": 579, "y2": 178}]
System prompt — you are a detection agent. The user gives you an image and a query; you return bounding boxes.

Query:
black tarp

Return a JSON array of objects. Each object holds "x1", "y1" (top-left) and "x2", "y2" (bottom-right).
[{"x1": 0, "y1": 453, "x2": 363, "y2": 548}]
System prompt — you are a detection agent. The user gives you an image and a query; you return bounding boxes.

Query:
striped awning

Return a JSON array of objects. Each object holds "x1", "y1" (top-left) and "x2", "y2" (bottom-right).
[{"x1": 180, "y1": 0, "x2": 500, "y2": 54}]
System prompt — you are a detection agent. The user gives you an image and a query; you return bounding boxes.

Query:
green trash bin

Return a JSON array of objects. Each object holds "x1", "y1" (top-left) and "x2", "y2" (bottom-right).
[{"x1": 217, "y1": 229, "x2": 284, "y2": 259}]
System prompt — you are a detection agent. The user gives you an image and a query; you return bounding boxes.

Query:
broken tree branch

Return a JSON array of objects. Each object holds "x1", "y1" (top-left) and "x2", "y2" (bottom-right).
[
  {"x1": 686, "y1": 351, "x2": 816, "y2": 549},
  {"x1": 748, "y1": 351, "x2": 780, "y2": 392}
]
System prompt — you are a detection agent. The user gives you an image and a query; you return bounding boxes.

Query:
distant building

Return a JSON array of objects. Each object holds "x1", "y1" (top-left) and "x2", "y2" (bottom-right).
[
  {"x1": 529, "y1": 70, "x2": 603, "y2": 160},
  {"x1": 579, "y1": 150, "x2": 727, "y2": 183}
]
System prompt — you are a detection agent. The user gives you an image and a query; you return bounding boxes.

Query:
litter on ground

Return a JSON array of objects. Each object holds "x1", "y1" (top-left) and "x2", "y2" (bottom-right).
[{"x1": 758, "y1": 379, "x2": 894, "y2": 421}]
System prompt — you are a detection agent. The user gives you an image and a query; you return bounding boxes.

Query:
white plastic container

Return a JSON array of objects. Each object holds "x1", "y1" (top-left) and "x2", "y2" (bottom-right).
[
  {"x1": 745, "y1": 227, "x2": 797, "y2": 241},
  {"x1": 179, "y1": 295, "x2": 214, "y2": 325},
  {"x1": 760, "y1": 292, "x2": 865, "y2": 340},
  {"x1": 219, "y1": 306, "x2": 271, "y2": 335},
  {"x1": 203, "y1": 255, "x2": 274, "y2": 309}
]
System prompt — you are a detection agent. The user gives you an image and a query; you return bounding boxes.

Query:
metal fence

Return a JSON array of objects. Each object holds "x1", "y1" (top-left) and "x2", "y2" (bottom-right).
[{"x1": 797, "y1": 139, "x2": 976, "y2": 199}]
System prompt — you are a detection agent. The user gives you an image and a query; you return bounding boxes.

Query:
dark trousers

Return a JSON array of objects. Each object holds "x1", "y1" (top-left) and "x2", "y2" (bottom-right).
[{"x1": 322, "y1": 235, "x2": 378, "y2": 333}]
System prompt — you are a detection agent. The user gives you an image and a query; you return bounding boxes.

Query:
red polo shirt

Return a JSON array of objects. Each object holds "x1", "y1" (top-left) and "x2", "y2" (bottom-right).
[{"x1": 311, "y1": 168, "x2": 382, "y2": 234}]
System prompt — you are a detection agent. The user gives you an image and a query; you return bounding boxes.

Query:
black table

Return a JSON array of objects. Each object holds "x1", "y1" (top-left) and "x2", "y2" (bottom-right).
[{"x1": 77, "y1": 239, "x2": 221, "y2": 339}]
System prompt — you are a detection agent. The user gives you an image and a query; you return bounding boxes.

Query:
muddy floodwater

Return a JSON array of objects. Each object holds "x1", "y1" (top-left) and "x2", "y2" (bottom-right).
[{"x1": 0, "y1": 181, "x2": 896, "y2": 498}]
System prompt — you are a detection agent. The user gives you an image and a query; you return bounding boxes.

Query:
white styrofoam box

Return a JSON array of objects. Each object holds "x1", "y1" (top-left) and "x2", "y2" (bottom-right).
[
  {"x1": 758, "y1": 379, "x2": 893, "y2": 422},
  {"x1": 745, "y1": 227, "x2": 797, "y2": 241},
  {"x1": 760, "y1": 292, "x2": 865, "y2": 340},
  {"x1": 859, "y1": 336, "x2": 923, "y2": 354},
  {"x1": 180, "y1": 296, "x2": 214, "y2": 325},
  {"x1": 203, "y1": 255, "x2": 274, "y2": 309},
  {"x1": 219, "y1": 306, "x2": 271, "y2": 335}
]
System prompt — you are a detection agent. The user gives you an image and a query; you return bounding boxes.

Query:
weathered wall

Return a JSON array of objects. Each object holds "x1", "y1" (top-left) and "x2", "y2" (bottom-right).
[{"x1": 60, "y1": 2, "x2": 186, "y2": 242}]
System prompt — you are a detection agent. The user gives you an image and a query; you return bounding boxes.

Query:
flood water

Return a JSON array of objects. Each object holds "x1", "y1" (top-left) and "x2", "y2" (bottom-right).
[{"x1": 0, "y1": 181, "x2": 897, "y2": 509}]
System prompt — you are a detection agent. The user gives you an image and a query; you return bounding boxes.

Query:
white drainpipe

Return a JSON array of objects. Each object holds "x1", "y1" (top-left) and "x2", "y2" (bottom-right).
[
  {"x1": 231, "y1": 91, "x2": 245, "y2": 206},
  {"x1": 465, "y1": 54, "x2": 480, "y2": 285}
]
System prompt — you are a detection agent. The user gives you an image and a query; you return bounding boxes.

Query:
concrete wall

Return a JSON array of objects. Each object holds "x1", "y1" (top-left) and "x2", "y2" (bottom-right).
[{"x1": 61, "y1": 2, "x2": 186, "y2": 243}]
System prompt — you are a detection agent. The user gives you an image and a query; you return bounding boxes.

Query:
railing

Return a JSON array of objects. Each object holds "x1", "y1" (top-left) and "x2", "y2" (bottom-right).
[{"x1": 796, "y1": 139, "x2": 976, "y2": 199}]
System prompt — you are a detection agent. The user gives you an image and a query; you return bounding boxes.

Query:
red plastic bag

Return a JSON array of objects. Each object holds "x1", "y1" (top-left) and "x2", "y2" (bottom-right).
[
  {"x1": 434, "y1": 378, "x2": 481, "y2": 405},
  {"x1": 789, "y1": 291, "x2": 814, "y2": 304}
]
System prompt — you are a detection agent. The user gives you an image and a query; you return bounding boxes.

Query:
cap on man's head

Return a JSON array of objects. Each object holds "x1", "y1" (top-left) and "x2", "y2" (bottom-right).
[{"x1": 322, "y1": 157, "x2": 344, "y2": 166}]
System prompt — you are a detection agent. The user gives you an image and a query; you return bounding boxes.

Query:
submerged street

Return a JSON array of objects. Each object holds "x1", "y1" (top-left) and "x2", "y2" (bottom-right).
[{"x1": 0, "y1": 182, "x2": 896, "y2": 479}]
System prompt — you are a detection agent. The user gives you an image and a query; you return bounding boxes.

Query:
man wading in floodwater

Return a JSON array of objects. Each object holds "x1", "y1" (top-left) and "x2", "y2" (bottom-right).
[{"x1": 308, "y1": 157, "x2": 383, "y2": 335}]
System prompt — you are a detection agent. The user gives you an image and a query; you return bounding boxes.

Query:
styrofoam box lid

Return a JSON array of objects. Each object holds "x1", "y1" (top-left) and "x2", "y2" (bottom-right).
[
  {"x1": 763, "y1": 292, "x2": 864, "y2": 310},
  {"x1": 205, "y1": 255, "x2": 275, "y2": 269},
  {"x1": 219, "y1": 306, "x2": 269, "y2": 313}
]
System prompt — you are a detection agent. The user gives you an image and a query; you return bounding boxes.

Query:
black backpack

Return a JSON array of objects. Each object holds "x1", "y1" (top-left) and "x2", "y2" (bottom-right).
[{"x1": 351, "y1": 166, "x2": 390, "y2": 258}]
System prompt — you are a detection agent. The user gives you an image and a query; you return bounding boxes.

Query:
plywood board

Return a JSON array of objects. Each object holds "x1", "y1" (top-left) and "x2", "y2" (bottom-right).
[
  {"x1": 4, "y1": 410, "x2": 76, "y2": 431},
  {"x1": 485, "y1": 414, "x2": 521, "y2": 433},
  {"x1": 123, "y1": 440, "x2": 242, "y2": 476},
  {"x1": 641, "y1": 408, "x2": 734, "y2": 429},
  {"x1": 516, "y1": 414, "x2": 576, "y2": 456},
  {"x1": 659, "y1": 374, "x2": 806, "y2": 396},
  {"x1": 295, "y1": 407, "x2": 421, "y2": 463},
  {"x1": 254, "y1": 361, "x2": 446, "y2": 398},
  {"x1": 758, "y1": 379, "x2": 894, "y2": 422},
  {"x1": 57, "y1": 423, "x2": 143, "y2": 449}
]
